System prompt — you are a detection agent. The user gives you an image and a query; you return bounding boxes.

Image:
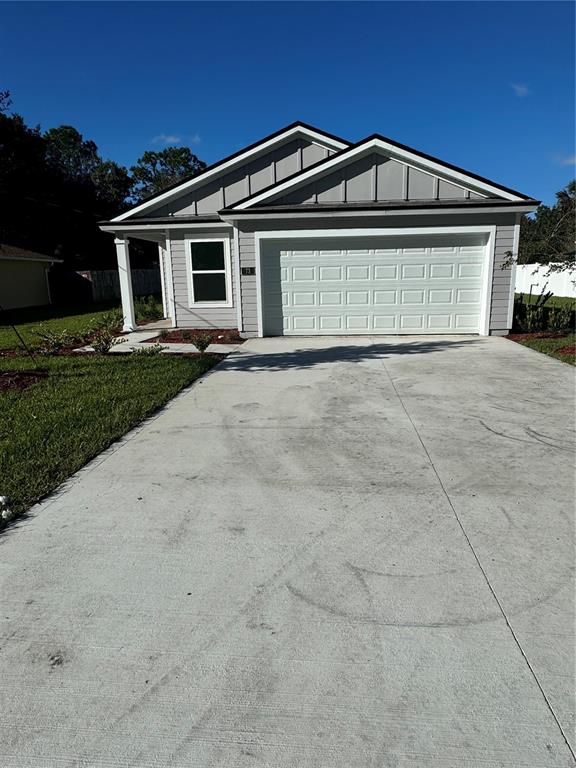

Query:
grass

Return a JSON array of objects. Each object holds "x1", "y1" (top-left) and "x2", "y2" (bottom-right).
[
  {"x1": 0, "y1": 353, "x2": 218, "y2": 520},
  {"x1": 515, "y1": 292, "x2": 575, "y2": 309},
  {"x1": 0, "y1": 296, "x2": 164, "y2": 351},
  {"x1": 510, "y1": 333, "x2": 575, "y2": 366}
]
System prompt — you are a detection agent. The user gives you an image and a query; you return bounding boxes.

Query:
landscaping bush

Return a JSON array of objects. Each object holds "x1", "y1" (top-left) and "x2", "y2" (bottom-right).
[
  {"x1": 194, "y1": 332, "x2": 213, "y2": 353},
  {"x1": 131, "y1": 344, "x2": 166, "y2": 356},
  {"x1": 134, "y1": 295, "x2": 163, "y2": 323},
  {"x1": 35, "y1": 327, "x2": 78, "y2": 355},
  {"x1": 513, "y1": 292, "x2": 575, "y2": 333},
  {"x1": 548, "y1": 306, "x2": 575, "y2": 332}
]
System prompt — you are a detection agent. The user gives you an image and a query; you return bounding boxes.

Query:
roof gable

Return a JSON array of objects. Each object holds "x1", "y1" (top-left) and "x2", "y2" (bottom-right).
[
  {"x1": 231, "y1": 135, "x2": 532, "y2": 210},
  {"x1": 269, "y1": 152, "x2": 487, "y2": 207},
  {"x1": 111, "y1": 122, "x2": 349, "y2": 222}
]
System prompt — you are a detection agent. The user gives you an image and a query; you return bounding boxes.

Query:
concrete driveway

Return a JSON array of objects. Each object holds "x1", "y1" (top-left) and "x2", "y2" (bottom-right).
[{"x1": 1, "y1": 336, "x2": 574, "y2": 767}]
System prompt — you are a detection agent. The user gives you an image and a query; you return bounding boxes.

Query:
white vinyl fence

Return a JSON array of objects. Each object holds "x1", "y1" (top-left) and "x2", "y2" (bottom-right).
[{"x1": 515, "y1": 263, "x2": 576, "y2": 298}]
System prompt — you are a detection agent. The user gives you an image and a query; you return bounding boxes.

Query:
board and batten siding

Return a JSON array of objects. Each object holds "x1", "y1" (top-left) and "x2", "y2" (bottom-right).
[
  {"x1": 144, "y1": 140, "x2": 335, "y2": 218},
  {"x1": 236, "y1": 213, "x2": 519, "y2": 336},
  {"x1": 269, "y1": 154, "x2": 487, "y2": 206},
  {"x1": 169, "y1": 229, "x2": 238, "y2": 329}
]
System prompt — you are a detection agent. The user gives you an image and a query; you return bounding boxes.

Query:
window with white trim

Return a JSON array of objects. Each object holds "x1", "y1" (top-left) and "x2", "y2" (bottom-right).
[{"x1": 187, "y1": 238, "x2": 232, "y2": 307}]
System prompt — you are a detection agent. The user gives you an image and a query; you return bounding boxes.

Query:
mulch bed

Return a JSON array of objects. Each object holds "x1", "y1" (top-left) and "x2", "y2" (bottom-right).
[
  {"x1": 151, "y1": 329, "x2": 245, "y2": 345},
  {"x1": 0, "y1": 369, "x2": 48, "y2": 393},
  {"x1": 506, "y1": 331, "x2": 570, "y2": 342},
  {"x1": 555, "y1": 343, "x2": 576, "y2": 356}
]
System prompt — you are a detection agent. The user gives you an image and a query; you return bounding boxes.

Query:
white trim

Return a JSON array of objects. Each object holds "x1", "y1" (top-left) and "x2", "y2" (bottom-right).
[
  {"x1": 233, "y1": 226, "x2": 243, "y2": 331},
  {"x1": 220, "y1": 204, "x2": 538, "y2": 222},
  {"x1": 100, "y1": 222, "x2": 232, "y2": 233},
  {"x1": 164, "y1": 231, "x2": 176, "y2": 324},
  {"x1": 236, "y1": 139, "x2": 527, "y2": 209},
  {"x1": 254, "y1": 225, "x2": 497, "y2": 338},
  {"x1": 111, "y1": 126, "x2": 348, "y2": 222},
  {"x1": 507, "y1": 219, "x2": 521, "y2": 329},
  {"x1": 185, "y1": 236, "x2": 233, "y2": 309}
]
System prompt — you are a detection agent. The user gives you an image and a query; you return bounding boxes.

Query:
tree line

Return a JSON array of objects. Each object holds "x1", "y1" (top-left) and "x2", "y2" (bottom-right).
[
  {"x1": 0, "y1": 91, "x2": 205, "y2": 268},
  {"x1": 1, "y1": 89, "x2": 573, "y2": 272}
]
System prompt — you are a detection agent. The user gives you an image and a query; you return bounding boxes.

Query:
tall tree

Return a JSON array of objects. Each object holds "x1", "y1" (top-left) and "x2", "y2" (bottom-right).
[
  {"x1": 44, "y1": 125, "x2": 100, "y2": 183},
  {"x1": 90, "y1": 160, "x2": 132, "y2": 210},
  {"x1": 130, "y1": 147, "x2": 206, "y2": 203},
  {"x1": 519, "y1": 180, "x2": 575, "y2": 272}
]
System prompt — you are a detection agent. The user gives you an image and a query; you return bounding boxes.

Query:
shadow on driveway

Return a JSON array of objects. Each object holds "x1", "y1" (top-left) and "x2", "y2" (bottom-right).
[{"x1": 223, "y1": 338, "x2": 479, "y2": 372}]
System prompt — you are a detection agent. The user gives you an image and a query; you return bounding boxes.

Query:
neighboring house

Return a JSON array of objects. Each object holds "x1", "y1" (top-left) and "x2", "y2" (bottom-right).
[
  {"x1": 0, "y1": 244, "x2": 62, "y2": 311},
  {"x1": 100, "y1": 122, "x2": 539, "y2": 336}
]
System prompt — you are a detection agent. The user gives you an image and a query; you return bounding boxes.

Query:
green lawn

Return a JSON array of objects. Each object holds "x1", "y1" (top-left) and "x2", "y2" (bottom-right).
[
  {"x1": 515, "y1": 292, "x2": 575, "y2": 309},
  {"x1": 0, "y1": 353, "x2": 218, "y2": 522},
  {"x1": 0, "y1": 296, "x2": 163, "y2": 350},
  {"x1": 511, "y1": 333, "x2": 575, "y2": 366}
]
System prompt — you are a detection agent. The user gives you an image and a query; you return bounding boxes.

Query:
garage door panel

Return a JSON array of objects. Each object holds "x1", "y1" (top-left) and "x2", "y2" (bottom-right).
[{"x1": 261, "y1": 236, "x2": 487, "y2": 335}]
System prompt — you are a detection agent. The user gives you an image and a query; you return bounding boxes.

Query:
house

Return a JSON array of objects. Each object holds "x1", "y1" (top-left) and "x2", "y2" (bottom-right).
[
  {"x1": 0, "y1": 244, "x2": 62, "y2": 311},
  {"x1": 100, "y1": 122, "x2": 539, "y2": 336}
]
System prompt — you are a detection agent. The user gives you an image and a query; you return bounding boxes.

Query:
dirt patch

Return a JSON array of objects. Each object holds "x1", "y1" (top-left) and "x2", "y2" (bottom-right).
[
  {"x1": 506, "y1": 332, "x2": 570, "y2": 342},
  {"x1": 0, "y1": 369, "x2": 48, "y2": 393},
  {"x1": 150, "y1": 329, "x2": 244, "y2": 345}
]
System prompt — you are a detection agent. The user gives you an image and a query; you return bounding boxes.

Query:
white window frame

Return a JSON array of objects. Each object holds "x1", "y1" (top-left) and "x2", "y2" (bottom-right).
[{"x1": 185, "y1": 237, "x2": 233, "y2": 308}]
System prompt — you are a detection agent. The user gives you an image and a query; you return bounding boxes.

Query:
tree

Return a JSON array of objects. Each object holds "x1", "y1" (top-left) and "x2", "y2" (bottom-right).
[
  {"x1": 90, "y1": 160, "x2": 132, "y2": 209},
  {"x1": 518, "y1": 180, "x2": 575, "y2": 272},
  {"x1": 0, "y1": 90, "x2": 12, "y2": 114},
  {"x1": 44, "y1": 125, "x2": 100, "y2": 183},
  {"x1": 130, "y1": 147, "x2": 206, "y2": 203}
]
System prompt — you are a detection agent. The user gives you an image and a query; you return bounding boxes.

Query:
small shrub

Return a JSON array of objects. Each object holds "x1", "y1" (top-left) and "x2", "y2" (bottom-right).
[
  {"x1": 194, "y1": 332, "x2": 213, "y2": 353},
  {"x1": 524, "y1": 305, "x2": 546, "y2": 332},
  {"x1": 134, "y1": 295, "x2": 163, "y2": 322},
  {"x1": 131, "y1": 344, "x2": 166, "y2": 356},
  {"x1": 35, "y1": 326, "x2": 77, "y2": 355},
  {"x1": 548, "y1": 306, "x2": 575, "y2": 332},
  {"x1": 91, "y1": 327, "x2": 121, "y2": 354},
  {"x1": 159, "y1": 329, "x2": 170, "y2": 340},
  {"x1": 181, "y1": 330, "x2": 192, "y2": 342}
]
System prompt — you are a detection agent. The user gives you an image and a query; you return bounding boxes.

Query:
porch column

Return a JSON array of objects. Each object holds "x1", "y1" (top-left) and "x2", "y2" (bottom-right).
[
  {"x1": 158, "y1": 243, "x2": 168, "y2": 320},
  {"x1": 115, "y1": 237, "x2": 136, "y2": 331}
]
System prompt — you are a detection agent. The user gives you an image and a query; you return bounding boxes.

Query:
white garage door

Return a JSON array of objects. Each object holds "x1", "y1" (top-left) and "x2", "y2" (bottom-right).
[{"x1": 260, "y1": 235, "x2": 489, "y2": 335}]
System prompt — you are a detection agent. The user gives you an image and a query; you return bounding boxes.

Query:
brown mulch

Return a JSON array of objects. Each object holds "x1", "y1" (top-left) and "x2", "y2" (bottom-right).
[
  {"x1": 0, "y1": 369, "x2": 48, "y2": 393},
  {"x1": 555, "y1": 344, "x2": 576, "y2": 357},
  {"x1": 150, "y1": 329, "x2": 245, "y2": 345},
  {"x1": 506, "y1": 331, "x2": 570, "y2": 342}
]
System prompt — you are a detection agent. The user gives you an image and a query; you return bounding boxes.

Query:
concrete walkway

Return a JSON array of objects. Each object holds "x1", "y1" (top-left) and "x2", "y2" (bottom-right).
[{"x1": 0, "y1": 336, "x2": 574, "y2": 767}]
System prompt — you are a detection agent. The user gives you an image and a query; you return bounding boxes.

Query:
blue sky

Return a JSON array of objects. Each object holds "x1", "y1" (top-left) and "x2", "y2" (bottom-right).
[{"x1": 1, "y1": 1, "x2": 574, "y2": 204}]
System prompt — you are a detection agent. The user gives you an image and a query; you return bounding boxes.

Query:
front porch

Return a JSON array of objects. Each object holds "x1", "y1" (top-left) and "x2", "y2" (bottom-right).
[{"x1": 113, "y1": 231, "x2": 173, "y2": 332}]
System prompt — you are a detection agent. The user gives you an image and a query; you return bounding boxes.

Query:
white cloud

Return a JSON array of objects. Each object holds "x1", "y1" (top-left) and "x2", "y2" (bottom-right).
[
  {"x1": 554, "y1": 154, "x2": 576, "y2": 167},
  {"x1": 189, "y1": 133, "x2": 201, "y2": 145},
  {"x1": 151, "y1": 133, "x2": 182, "y2": 146},
  {"x1": 511, "y1": 83, "x2": 530, "y2": 98}
]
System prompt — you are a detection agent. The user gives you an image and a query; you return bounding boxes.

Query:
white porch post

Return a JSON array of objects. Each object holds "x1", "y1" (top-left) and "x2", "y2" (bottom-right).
[
  {"x1": 158, "y1": 243, "x2": 168, "y2": 320},
  {"x1": 115, "y1": 237, "x2": 136, "y2": 331}
]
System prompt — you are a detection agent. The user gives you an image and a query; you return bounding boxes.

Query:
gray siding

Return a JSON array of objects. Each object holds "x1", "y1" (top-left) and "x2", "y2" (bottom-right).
[
  {"x1": 236, "y1": 213, "x2": 518, "y2": 336},
  {"x1": 169, "y1": 229, "x2": 238, "y2": 329},
  {"x1": 144, "y1": 139, "x2": 335, "y2": 218},
  {"x1": 272, "y1": 154, "x2": 486, "y2": 206}
]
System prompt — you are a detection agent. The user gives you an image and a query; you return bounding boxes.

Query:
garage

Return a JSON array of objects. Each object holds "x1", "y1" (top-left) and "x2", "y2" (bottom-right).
[{"x1": 259, "y1": 233, "x2": 491, "y2": 336}]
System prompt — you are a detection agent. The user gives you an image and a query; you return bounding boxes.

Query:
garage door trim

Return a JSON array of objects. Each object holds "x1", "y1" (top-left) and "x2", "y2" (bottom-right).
[{"x1": 254, "y1": 226, "x2": 496, "y2": 337}]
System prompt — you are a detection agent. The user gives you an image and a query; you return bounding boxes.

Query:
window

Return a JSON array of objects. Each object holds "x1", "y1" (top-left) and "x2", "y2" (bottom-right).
[{"x1": 187, "y1": 238, "x2": 232, "y2": 307}]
